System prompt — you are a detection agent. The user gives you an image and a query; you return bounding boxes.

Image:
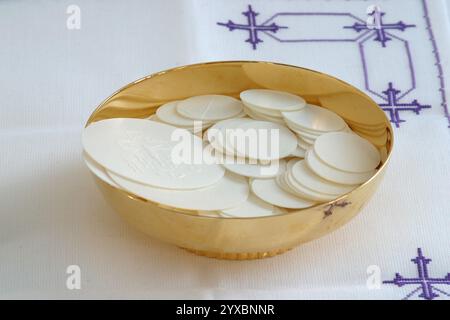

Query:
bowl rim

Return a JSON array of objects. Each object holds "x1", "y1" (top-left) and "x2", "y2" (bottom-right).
[{"x1": 86, "y1": 60, "x2": 394, "y2": 220}]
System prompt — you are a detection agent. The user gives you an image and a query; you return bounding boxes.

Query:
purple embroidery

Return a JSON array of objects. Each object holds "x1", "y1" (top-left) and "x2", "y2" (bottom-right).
[
  {"x1": 217, "y1": 5, "x2": 286, "y2": 50},
  {"x1": 384, "y1": 248, "x2": 450, "y2": 300},
  {"x1": 323, "y1": 200, "x2": 351, "y2": 218},
  {"x1": 260, "y1": 12, "x2": 370, "y2": 43},
  {"x1": 219, "y1": 9, "x2": 370, "y2": 46},
  {"x1": 217, "y1": 4, "x2": 431, "y2": 128},
  {"x1": 344, "y1": 12, "x2": 415, "y2": 47},
  {"x1": 422, "y1": 0, "x2": 450, "y2": 127},
  {"x1": 358, "y1": 31, "x2": 416, "y2": 102},
  {"x1": 379, "y1": 82, "x2": 430, "y2": 128}
]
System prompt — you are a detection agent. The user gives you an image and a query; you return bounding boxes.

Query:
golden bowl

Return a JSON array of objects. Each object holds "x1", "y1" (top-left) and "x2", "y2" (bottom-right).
[{"x1": 86, "y1": 61, "x2": 393, "y2": 260}]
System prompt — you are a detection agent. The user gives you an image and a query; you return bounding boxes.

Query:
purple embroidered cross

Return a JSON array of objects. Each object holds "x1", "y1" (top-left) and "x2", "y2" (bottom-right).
[
  {"x1": 384, "y1": 248, "x2": 450, "y2": 300},
  {"x1": 216, "y1": 3, "x2": 446, "y2": 127},
  {"x1": 344, "y1": 12, "x2": 415, "y2": 47},
  {"x1": 217, "y1": 5, "x2": 286, "y2": 49},
  {"x1": 379, "y1": 82, "x2": 430, "y2": 128}
]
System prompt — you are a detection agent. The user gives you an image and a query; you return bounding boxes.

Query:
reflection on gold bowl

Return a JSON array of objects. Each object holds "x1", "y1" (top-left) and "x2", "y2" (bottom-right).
[{"x1": 86, "y1": 61, "x2": 393, "y2": 260}]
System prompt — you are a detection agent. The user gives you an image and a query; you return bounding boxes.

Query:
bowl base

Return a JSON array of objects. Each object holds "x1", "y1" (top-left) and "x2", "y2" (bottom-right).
[{"x1": 181, "y1": 247, "x2": 293, "y2": 260}]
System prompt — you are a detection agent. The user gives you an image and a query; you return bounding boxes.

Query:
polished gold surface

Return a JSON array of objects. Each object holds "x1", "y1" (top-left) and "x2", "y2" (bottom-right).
[{"x1": 86, "y1": 61, "x2": 393, "y2": 260}]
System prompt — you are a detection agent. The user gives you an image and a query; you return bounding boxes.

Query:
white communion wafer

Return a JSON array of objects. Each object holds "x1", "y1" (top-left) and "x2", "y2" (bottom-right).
[
  {"x1": 230, "y1": 120, "x2": 297, "y2": 161},
  {"x1": 82, "y1": 118, "x2": 225, "y2": 190},
  {"x1": 287, "y1": 117, "x2": 349, "y2": 136},
  {"x1": 314, "y1": 132, "x2": 381, "y2": 173},
  {"x1": 220, "y1": 193, "x2": 280, "y2": 217},
  {"x1": 83, "y1": 153, "x2": 119, "y2": 188},
  {"x1": 285, "y1": 120, "x2": 327, "y2": 136},
  {"x1": 245, "y1": 104, "x2": 284, "y2": 118},
  {"x1": 283, "y1": 171, "x2": 338, "y2": 202},
  {"x1": 342, "y1": 125, "x2": 353, "y2": 133},
  {"x1": 235, "y1": 110, "x2": 248, "y2": 118},
  {"x1": 196, "y1": 210, "x2": 225, "y2": 218},
  {"x1": 290, "y1": 146, "x2": 306, "y2": 158},
  {"x1": 240, "y1": 89, "x2": 306, "y2": 112},
  {"x1": 177, "y1": 95, "x2": 244, "y2": 121},
  {"x1": 286, "y1": 158, "x2": 300, "y2": 171},
  {"x1": 149, "y1": 114, "x2": 209, "y2": 134},
  {"x1": 108, "y1": 171, "x2": 249, "y2": 211},
  {"x1": 282, "y1": 104, "x2": 346, "y2": 132},
  {"x1": 297, "y1": 137, "x2": 312, "y2": 150},
  {"x1": 206, "y1": 118, "x2": 254, "y2": 156},
  {"x1": 156, "y1": 100, "x2": 212, "y2": 128},
  {"x1": 243, "y1": 106, "x2": 286, "y2": 125},
  {"x1": 292, "y1": 127, "x2": 321, "y2": 140},
  {"x1": 251, "y1": 178, "x2": 315, "y2": 209},
  {"x1": 305, "y1": 149, "x2": 375, "y2": 185},
  {"x1": 147, "y1": 114, "x2": 159, "y2": 120},
  {"x1": 298, "y1": 134, "x2": 315, "y2": 145},
  {"x1": 275, "y1": 172, "x2": 297, "y2": 195},
  {"x1": 223, "y1": 158, "x2": 287, "y2": 179},
  {"x1": 290, "y1": 160, "x2": 358, "y2": 196}
]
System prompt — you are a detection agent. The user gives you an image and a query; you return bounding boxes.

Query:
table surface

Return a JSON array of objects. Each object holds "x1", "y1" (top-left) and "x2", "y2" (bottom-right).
[{"x1": 1, "y1": 0, "x2": 449, "y2": 299}]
